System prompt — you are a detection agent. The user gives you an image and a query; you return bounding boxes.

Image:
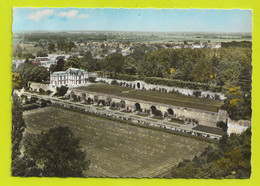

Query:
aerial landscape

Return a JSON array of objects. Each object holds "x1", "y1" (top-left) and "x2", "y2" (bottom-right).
[{"x1": 11, "y1": 8, "x2": 252, "y2": 178}]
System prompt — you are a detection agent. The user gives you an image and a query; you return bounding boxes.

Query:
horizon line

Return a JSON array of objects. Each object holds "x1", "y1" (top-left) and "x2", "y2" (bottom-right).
[{"x1": 12, "y1": 30, "x2": 252, "y2": 34}]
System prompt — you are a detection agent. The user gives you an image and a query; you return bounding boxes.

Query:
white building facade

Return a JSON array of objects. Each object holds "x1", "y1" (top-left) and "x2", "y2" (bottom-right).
[{"x1": 50, "y1": 68, "x2": 88, "y2": 87}]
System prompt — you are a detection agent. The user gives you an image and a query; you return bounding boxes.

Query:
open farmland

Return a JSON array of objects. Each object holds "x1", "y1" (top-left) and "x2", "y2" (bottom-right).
[
  {"x1": 23, "y1": 107, "x2": 210, "y2": 177},
  {"x1": 75, "y1": 84, "x2": 223, "y2": 112}
]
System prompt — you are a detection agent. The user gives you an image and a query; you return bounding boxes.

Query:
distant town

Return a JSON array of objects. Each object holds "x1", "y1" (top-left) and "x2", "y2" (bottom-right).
[{"x1": 12, "y1": 31, "x2": 251, "y2": 69}]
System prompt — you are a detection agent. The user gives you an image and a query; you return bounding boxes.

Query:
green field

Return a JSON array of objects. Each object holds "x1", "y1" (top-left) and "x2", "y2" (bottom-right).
[
  {"x1": 75, "y1": 84, "x2": 223, "y2": 112},
  {"x1": 23, "y1": 107, "x2": 210, "y2": 177}
]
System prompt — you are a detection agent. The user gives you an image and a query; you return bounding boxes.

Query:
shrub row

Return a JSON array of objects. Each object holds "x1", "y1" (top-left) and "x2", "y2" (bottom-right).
[
  {"x1": 143, "y1": 77, "x2": 222, "y2": 92},
  {"x1": 23, "y1": 103, "x2": 41, "y2": 111}
]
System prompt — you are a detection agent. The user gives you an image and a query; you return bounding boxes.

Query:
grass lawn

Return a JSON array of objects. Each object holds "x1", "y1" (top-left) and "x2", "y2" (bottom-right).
[
  {"x1": 23, "y1": 107, "x2": 210, "y2": 178},
  {"x1": 74, "y1": 84, "x2": 223, "y2": 112}
]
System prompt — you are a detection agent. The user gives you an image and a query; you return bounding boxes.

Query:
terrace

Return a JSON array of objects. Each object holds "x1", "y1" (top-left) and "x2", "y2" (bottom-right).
[{"x1": 74, "y1": 84, "x2": 223, "y2": 112}]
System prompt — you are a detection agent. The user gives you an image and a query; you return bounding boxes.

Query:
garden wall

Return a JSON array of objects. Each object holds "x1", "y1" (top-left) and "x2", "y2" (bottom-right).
[{"x1": 95, "y1": 77, "x2": 226, "y2": 101}]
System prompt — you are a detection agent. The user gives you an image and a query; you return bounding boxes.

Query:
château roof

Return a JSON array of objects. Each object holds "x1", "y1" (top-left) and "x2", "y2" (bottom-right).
[{"x1": 51, "y1": 68, "x2": 87, "y2": 77}]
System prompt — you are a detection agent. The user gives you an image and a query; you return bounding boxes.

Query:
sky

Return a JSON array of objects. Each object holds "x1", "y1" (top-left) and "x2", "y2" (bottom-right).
[{"x1": 12, "y1": 8, "x2": 252, "y2": 33}]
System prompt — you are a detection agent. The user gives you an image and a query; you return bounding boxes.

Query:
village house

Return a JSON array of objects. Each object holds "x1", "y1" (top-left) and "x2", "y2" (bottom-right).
[{"x1": 50, "y1": 68, "x2": 88, "y2": 87}]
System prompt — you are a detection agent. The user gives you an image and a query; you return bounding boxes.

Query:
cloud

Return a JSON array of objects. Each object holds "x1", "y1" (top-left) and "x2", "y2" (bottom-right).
[
  {"x1": 58, "y1": 10, "x2": 78, "y2": 18},
  {"x1": 77, "y1": 14, "x2": 90, "y2": 19},
  {"x1": 28, "y1": 9, "x2": 54, "y2": 21}
]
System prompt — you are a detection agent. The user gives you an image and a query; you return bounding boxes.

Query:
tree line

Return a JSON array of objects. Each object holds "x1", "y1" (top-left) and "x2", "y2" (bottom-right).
[{"x1": 49, "y1": 46, "x2": 251, "y2": 92}]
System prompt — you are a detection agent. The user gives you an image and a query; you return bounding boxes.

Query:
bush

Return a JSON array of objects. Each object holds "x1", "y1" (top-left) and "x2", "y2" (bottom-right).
[
  {"x1": 88, "y1": 77, "x2": 96, "y2": 83},
  {"x1": 217, "y1": 121, "x2": 228, "y2": 132},
  {"x1": 154, "y1": 110, "x2": 163, "y2": 117},
  {"x1": 46, "y1": 90, "x2": 52, "y2": 95},
  {"x1": 116, "y1": 74, "x2": 138, "y2": 81},
  {"x1": 23, "y1": 103, "x2": 40, "y2": 111},
  {"x1": 56, "y1": 86, "x2": 68, "y2": 97},
  {"x1": 72, "y1": 94, "x2": 80, "y2": 102},
  {"x1": 193, "y1": 90, "x2": 202, "y2": 97},
  {"x1": 111, "y1": 80, "x2": 119, "y2": 85},
  {"x1": 39, "y1": 88, "x2": 45, "y2": 94},
  {"x1": 215, "y1": 94, "x2": 220, "y2": 100}
]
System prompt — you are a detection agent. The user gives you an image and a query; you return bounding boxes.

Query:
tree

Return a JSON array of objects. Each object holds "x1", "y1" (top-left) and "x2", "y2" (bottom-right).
[
  {"x1": 49, "y1": 64, "x2": 56, "y2": 74},
  {"x1": 169, "y1": 68, "x2": 175, "y2": 77},
  {"x1": 217, "y1": 121, "x2": 228, "y2": 132},
  {"x1": 30, "y1": 66, "x2": 49, "y2": 82},
  {"x1": 63, "y1": 56, "x2": 81, "y2": 70},
  {"x1": 123, "y1": 56, "x2": 137, "y2": 75},
  {"x1": 144, "y1": 49, "x2": 173, "y2": 78},
  {"x1": 216, "y1": 61, "x2": 242, "y2": 89},
  {"x1": 217, "y1": 47, "x2": 252, "y2": 67},
  {"x1": 56, "y1": 58, "x2": 66, "y2": 71},
  {"x1": 222, "y1": 87, "x2": 251, "y2": 120},
  {"x1": 105, "y1": 53, "x2": 125, "y2": 74},
  {"x1": 48, "y1": 43, "x2": 55, "y2": 53},
  {"x1": 24, "y1": 126, "x2": 90, "y2": 177},
  {"x1": 57, "y1": 41, "x2": 75, "y2": 53},
  {"x1": 237, "y1": 66, "x2": 252, "y2": 93},
  {"x1": 56, "y1": 86, "x2": 68, "y2": 97},
  {"x1": 12, "y1": 72, "x2": 22, "y2": 89},
  {"x1": 12, "y1": 94, "x2": 26, "y2": 160},
  {"x1": 16, "y1": 61, "x2": 49, "y2": 87},
  {"x1": 173, "y1": 61, "x2": 194, "y2": 81},
  {"x1": 36, "y1": 50, "x2": 48, "y2": 57},
  {"x1": 191, "y1": 59, "x2": 213, "y2": 83},
  {"x1": 130, "y1": 44, "x2": 147, "y2": 62},
  {"x1": 80, "y1": 51, "x2": 96, "y2": 71},
  {"x1": 12, "y1": 156, "x2": 42, "y2": 177},
  {"x1": 22, "y1": 53, "x2": 36, "y2": 59},
  {"x1": 50, "y1": 58, "x2": 66, "y2": 73},
  {"x1": 66, "y1": 41, "x2": 76, "y2": 53}
]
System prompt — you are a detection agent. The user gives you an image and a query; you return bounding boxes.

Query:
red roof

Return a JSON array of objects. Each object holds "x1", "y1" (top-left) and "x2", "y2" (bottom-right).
[{"x1": 32, "y1": 60, "x2": 41, "y2": 65}]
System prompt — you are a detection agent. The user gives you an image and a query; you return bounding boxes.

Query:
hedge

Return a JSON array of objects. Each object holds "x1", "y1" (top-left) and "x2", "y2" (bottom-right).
[
  {"x1": 143, "y1": 77, "x2": 222, "y2": 92},
  {"x1": 23, "y1": 103, "x2": 41, "y2": 111},
  {"x1": 97, "y1": 71, "x2": 222, "y2": 92}
]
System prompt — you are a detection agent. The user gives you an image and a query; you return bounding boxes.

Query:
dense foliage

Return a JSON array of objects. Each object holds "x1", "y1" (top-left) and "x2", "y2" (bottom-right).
[
  {"x1": 170, "y1": 128, "x2": 251, "y2": 178},
  {"x1": 11, "y1": 94, "x2": 40, "y2": 177},
  {"x1": 22, "y1": 126, "x2": 90, "y2": 177},
  {"x1": 89, "y1": 47, "x2": 251, "y2": 92},
  {"x1": 143, "y1": 77, "x2": 222, "y2": 92},
  {"x1": 27, "y1": 42, "x2": 251, "y2": 93},
  {"x1": 221, "y1": 41, "x2": 252, "y2": 48},
  {"x1": 12, "y1": 73, "x2": 22, "y2": 89},
  {"x1": 11, "y1": 94, "x2": 26, "y2": 160},
  {"x1": 15, "y1": 59, "x2": 49, "y2": 87},
  {"x1": 13, "y1": 126, "x2": 90, "y2": 177},
  {"x1": 49, "y1": 57, "x2": 65, "y2": 73},
  {"x1": 56, "y1": 86, "x2": 68, "y2": 97},
  {"x1": 222, "y1": 87, "x2": 252, "y2": 121}
]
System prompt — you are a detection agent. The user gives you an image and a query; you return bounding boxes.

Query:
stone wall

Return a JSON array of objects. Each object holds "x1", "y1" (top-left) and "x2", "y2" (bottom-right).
[
  {"x1": 68, "y1": 88, "x2": 228, "y2": 128},
  {"x1": 29, "y1": 82, "x2": 56, "y2": 92},
  {"x1": 227, "y1": 118, "x2": 251, "y2": 135},
  {"x1": 96, "y1": 77, "x2": 226, "y2": 101}
]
